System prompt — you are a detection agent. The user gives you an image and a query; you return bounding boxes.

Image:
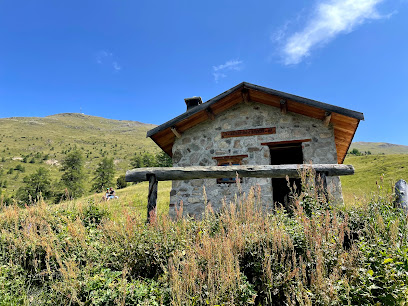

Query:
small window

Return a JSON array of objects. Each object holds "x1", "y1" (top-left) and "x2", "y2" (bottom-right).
[{"x1": 212, "y1": 155, "x2": 248, "y2": 184}]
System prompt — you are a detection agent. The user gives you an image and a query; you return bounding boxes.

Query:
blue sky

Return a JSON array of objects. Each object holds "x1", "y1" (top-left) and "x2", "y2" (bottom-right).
[{"x1": 0, "y1": 0, "x2": 407, "y2": 144}]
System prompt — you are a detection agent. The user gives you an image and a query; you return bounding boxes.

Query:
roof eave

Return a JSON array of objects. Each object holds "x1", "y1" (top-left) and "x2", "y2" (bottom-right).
[{"x1": 147, "y1": 81, "x2": 364, "y2": 138}]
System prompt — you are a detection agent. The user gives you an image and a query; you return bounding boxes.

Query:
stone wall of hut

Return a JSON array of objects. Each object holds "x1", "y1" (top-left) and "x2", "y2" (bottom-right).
[{"x1": 169, "y1": 101, "x2": 342, "y2": 218}]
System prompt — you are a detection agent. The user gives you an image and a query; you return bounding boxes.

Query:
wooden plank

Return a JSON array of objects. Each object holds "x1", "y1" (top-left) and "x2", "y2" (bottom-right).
[
  {"x1": 249, "y1": 91, "x2": 281, "y2": 108},
  {"x1": 212, "y1": 155, "x2": 249, "y2": 160},
  {"x1": 221, "y1": 127, "x2": 276, "y2": 138},
  {"x1": 261, "y1": 139, "x2": 311, "y2": 146},
  {"x1": 126, "y1": 164, "x2": 355, "y2": 182}
]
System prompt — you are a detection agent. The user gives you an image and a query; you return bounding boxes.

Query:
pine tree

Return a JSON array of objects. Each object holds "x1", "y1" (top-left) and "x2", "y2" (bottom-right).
[
  {"x1": 130, "y1": 154, "x2": 143, "y2": 168},
  {"x1": 155, "y1": 151, "x2": 172, "y2": 167},
  {"x1": 142, "y1": 152, "x2": 156, "y2": 167},
  {"x1": 92, "y1": 157, "x2": 115, "y2": 192},
  {"x1": 60, "y1": 149, "x2": 85, "y2": 199},
  {"x1": 17, "y1": 167, "x2": 52, "y2": 204}
]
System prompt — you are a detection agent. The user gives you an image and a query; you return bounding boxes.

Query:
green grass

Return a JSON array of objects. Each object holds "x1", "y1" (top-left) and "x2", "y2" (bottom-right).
[
  {"x1": 81, "y1": 181, "x2": 172, "y2": 220},
  {"x1": 0, "y1": 113, "x2": 158, "y2": 198},
  {"x1": 341, "y1": 154, "x2": 408, "y2": 204}
]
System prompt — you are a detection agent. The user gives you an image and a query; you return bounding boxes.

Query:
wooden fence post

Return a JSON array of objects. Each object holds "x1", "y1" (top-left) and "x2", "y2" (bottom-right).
[{"x1": 147, "y1": 174, "x2": 158, "y2": 222}]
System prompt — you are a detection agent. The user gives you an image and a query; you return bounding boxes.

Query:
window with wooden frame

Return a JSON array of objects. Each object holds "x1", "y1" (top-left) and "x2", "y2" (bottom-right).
[{"x1": 212, "y1": 155, "x2": 248, "y2": 184}]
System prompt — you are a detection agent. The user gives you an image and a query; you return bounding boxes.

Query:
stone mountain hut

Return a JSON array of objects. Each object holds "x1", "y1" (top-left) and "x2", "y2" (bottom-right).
[{"x1": 147, "y1": 82, "x2": 364, "y2": 217}]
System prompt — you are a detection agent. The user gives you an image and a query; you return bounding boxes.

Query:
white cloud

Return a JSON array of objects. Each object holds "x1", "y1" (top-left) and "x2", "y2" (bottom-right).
[
  {"x1": 212, "y1": 59, "x2": 243, "y2": 82},
  {"x1": 96, "y1": 50, "x2": 122, "y2": 72},
  {"x1": 113, "y1": 61, "x2": 121, "y2": 71},
  {"x1": 277, "y1": 0, "x2": 388, "y2": 65}
]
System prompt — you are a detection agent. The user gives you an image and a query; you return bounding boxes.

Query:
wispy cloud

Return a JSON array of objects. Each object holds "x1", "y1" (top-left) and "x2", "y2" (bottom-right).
[
  {"x1": 112, "y1": 61, "x2": 121, "y2": 71},
  {"x1": 212, "y1": 59, "x2": 243, "y2": 82},
  {"x1": 275, "y1": 0, "x2": 390, "y2": 65},
  {"x1": 96, "y1": 50, "x2": 122, "y2": 72}
]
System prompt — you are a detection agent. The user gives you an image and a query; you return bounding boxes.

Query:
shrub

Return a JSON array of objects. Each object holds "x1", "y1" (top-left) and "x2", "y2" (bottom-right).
[{"x1": 116, "y1": 175, "x2": 127, "y2": 189}]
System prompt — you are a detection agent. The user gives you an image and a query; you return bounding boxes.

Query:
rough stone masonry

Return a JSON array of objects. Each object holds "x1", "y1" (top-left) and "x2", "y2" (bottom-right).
[{"x1": 169, "y1": 101, "x2": 342, "y2": 218}]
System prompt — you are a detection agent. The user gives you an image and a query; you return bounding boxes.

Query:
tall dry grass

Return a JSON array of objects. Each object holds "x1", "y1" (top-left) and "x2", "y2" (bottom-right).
[{"x1": 0, "y1": 170, "x2": 407, "y2": 305}]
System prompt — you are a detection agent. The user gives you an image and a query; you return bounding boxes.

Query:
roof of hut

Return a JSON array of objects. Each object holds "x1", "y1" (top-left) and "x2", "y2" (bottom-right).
[{"x1": 147, "y1": 82, "x2": 364, "y2": 164}]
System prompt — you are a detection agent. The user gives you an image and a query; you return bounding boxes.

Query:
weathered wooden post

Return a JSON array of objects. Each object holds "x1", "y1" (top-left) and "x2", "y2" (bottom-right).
[
  {"x1": 395, "y1": 179, "x2": 408, "y2": 214},
  {"x1": 147, "y1": 174, "x2": 158, "y2": 222}
]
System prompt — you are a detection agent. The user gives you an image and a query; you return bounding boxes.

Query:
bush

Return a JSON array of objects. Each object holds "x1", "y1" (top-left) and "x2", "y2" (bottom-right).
[{"x1": 116, "y1": 175, "x2": 127, "y2": 189}]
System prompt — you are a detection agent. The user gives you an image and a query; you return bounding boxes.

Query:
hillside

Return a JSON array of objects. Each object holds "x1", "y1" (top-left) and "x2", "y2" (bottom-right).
[
  {"x1": 0, "y1": 113, "x2": 158, "y2": 198},
  {"x1": 349, "y1": 141, "x2": 408, "y2": 155},
  {"x1": 341, "y1": 153, "x2": 408, "y2": 203}
]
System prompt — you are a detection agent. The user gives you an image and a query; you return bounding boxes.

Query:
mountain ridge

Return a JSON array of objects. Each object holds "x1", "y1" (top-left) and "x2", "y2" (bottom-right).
[{"x1": 349, "y1": 141, "x2": 408, "y2": 155}]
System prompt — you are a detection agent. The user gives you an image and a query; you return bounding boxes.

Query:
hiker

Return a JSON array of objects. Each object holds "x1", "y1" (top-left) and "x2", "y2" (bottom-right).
[{"x1": 107, "y1": 187, "x2": 118, "y2": 200}]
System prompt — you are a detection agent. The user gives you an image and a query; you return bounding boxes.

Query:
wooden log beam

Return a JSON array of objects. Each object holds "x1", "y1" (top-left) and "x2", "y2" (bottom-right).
[
  {"x1": 323, "y1": 112, "x2": 332, "y2": 127},
  {"x1": 241, "y1": 88, "x2": 250, "y2": 103},
  {"x1": 126, "y1": 164, "x2": 354, "y2": 182},
  {"x1": 280, "y1": 99, "x2": 287, "y2": 115},
  {"x1": 170, "y1": 127, "x2": 182, "y2": 138},
  {"x1": 147, "y1": 174, "x2": 158, "y2": 222},
  {"x1": 206, "y1": 108, "x2": 216, "y2": 120}
]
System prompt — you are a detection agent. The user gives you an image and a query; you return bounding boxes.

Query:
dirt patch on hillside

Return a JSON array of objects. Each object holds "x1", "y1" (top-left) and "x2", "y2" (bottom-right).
[{"x1": 45, "y1": 159, "x2": 60, "y2": 166}]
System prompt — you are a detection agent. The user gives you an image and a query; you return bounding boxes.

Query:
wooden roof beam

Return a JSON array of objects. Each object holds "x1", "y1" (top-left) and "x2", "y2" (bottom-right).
[
  {"x1": 170, "y1": 127, "x2": 182, "y2": 138},
  {"x1": 323, "y1": 112, "x2": 332, "y2": 126},
  {"x1": 206, "y1": 107, "x2": 216, "y2": 120},
  {"x1": 280, "y1": 99, "x2": 287, "y2": 115},
  {"x1": 241, "y1": 88, "x2": 250, "y2": 104}
]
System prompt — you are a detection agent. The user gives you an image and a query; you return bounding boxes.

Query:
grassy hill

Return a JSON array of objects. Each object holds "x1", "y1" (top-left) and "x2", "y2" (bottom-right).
[
  {"x1": 0, "y1": 113, "x2": 158, "y2": 198},
  {"x1": 349, "y1": 141, "x2": 408, "y2": 155},
  {"x1": 341, "y1": 154, "x2": 408, "y2": 204}
]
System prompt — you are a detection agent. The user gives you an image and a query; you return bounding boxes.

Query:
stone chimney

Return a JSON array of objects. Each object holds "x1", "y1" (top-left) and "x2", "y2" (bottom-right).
[{"x1": 184, "y1": 97, "x2": 202, "y2": 111}]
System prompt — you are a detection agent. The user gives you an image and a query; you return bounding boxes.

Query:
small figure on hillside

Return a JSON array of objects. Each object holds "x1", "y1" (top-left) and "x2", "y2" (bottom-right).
[{"x1": 107, "y1": 187, "x2": 118, "y2": 201}]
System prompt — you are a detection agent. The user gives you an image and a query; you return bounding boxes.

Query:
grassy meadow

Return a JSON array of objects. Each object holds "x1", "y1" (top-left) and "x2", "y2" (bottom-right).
[
  {"x1": 341, "y1": 154, "x2": 408, "y2": 204},
  {"x1": 1, "y1": 170, "x2": 408, "y2": 305}
]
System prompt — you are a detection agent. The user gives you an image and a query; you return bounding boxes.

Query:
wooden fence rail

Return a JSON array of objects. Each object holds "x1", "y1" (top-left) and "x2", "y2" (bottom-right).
[{"x1": 125, "y1": 164, "x2": 354, "y2": 222}]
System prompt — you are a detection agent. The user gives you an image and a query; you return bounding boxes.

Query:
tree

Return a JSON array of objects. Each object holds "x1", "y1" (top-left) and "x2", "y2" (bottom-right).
[
  {"x1": 17, "y1": 167, "x2": 52, "y2": 204},
  {"x1": 155, "y1": 151, "x2": 172, "y2": 167},
  {"x1": 350, "y1": 148, "x2": 361, "y2": 156},
  {"x1": 92, "y1": 157, "x2": 115, "y2": 192},
  {"x1": 142, "y1": 152, "x2": 156, "y2": 167},
  {"x1": 116, "y1": 175, "x2": 127, "y2": 189},
  {"x1": 130, "y1": 154, "x2": 143, "y2": 168},
  {"x1": 60, "y1": 149, "x2": 85, "y2": 199}
]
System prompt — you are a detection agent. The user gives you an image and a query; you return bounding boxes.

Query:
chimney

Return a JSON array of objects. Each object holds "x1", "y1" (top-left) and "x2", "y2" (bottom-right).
[{"x1": 184, "y1": 96, "x2": 202, "y2": 111}]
